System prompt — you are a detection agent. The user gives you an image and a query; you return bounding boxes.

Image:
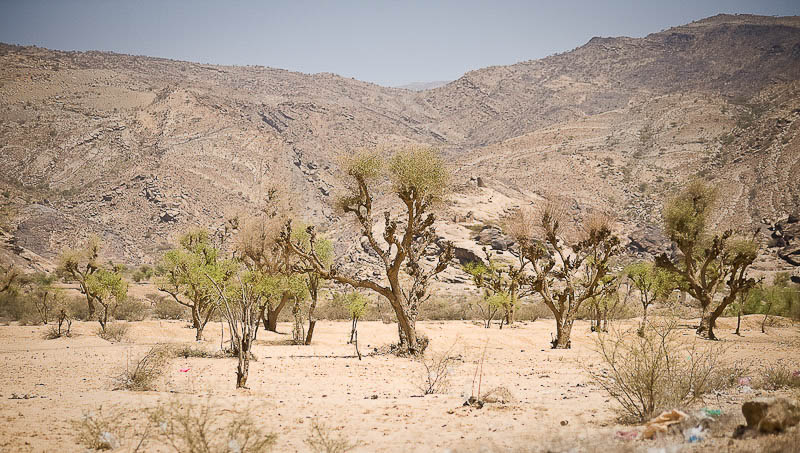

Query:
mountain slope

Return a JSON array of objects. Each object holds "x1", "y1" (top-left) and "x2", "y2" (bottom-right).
[{"x1": 0, "y1": 14, "x2": 798, "y2": 272}]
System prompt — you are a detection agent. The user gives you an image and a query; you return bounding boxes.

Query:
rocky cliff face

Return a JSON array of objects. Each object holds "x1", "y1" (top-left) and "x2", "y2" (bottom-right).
[{"x1": 0, "y1": 14, "x2": 798, "y2": 276}]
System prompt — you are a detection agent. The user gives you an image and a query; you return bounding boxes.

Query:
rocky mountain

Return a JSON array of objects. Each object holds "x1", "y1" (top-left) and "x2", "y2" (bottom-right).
[{"x1": 0, "y1": 14, "x2": 798, "y2": 280}]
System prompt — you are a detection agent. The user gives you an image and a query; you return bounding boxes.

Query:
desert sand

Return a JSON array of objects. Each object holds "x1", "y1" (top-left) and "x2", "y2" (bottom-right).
[{"x1": 0, "y1": 316, "x2": 797, "y2": 452}]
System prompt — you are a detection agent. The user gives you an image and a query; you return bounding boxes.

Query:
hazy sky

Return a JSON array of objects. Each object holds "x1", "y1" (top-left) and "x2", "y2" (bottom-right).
[{"x1": 1, "y1": 0, "x2": 798, "y2": 86}]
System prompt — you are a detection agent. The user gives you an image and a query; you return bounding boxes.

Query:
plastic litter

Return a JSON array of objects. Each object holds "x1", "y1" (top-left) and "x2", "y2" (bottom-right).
[
  {"x1": 642, "y1": 409, "x2": 687, "y2": 439},
  {"x1": 702, "y1": 408, "x2": 722, "y2": 417},
  {"x1": 740, "y1": 385, "x2": 753, "y2": 394},
  {"x1": 615, "y1": 430, "x2": 639, "y2": 441},
  {"x1": 684, "y1": 426, "x2": 705, "y2": 443},
  {"x1": 180, "y1": 368, "x2": 190, "y2": 372}
]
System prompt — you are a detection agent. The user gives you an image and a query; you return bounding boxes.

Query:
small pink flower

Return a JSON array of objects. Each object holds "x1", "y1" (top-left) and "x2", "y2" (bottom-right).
[
  {"x1": 792, "y1": 370, "x2": 800, "y2": 378},
  {"x1": 738, "y1": 377, "x2": 751, "y2": 386}
]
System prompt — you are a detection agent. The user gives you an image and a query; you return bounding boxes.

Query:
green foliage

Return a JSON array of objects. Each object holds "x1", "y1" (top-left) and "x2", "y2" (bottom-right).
[
  {"x1": 87, "y1": 268, "x2": 128, "y2": 307},
  {"x1": 338, "y1": 292, "x2": 368, "y2": 320},
  {"x1": 388, "y1": 146, "x2": 449, "y2": 201},
  {"x1": 626, "y1": 261, "x2": 673, "y2": 303},
  {"x1": 662, "y1": 180, "x2": 718, "y2": 245},
  {"x1": 343, "y1": 150, "x2": 384, "y2": 181},
  {"x1": 158, "y1": 229, "x2": 229, "y2": 338}
]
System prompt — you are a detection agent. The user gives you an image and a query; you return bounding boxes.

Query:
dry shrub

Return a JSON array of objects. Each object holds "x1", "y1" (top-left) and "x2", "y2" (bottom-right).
[
  {"x1": 73, "y1": 407, "x2": 152, "y2": 452},
  {"x1": 150, "y1": 399, "x2": 276, "y2": 453},
  {"x1": 588, "y1": 318, "x2": 725, "y2": 422},
  {"x1": 304, "y1": 419, "x2": 360, "y2": 453},
  {"x1": 417, "y1": 343, "x2": 461, "y2": 395},
  {"x1": 97, "y1": 322, "x2": 130, "y2": 342},
  {"x1": 114, "y1": 298, "x2": 149, "y2": 321},
  {"x1": 153, "y1": 296, "x2": 189, "y2": 320},
  {"x1": 169, "y1": 343, "x2": 219, "y2": 359},
  {"x1": 44, "y1": 324, "x2": 72, "y2": 339},
  {"x1": 418, "y1": 297, "x2": 470, "y2": 320},
  {"x1": 114, "y1": 345, "x2": 171, "y2": 391},
  {"x1": 760, "y1": 361, "x2": 800, "y2": 390}
]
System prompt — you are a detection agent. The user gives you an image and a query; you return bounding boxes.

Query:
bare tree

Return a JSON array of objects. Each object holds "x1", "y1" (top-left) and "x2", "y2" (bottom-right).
[
  {"x1": 656, "y1": 180, "x2": 758, "y2": 339},
  {"x1": 520, "y1": 205, "x2": 621, "y2": 348},
  {"x1": 283, "y1": 147, "x2": 453, "y2": 355}
]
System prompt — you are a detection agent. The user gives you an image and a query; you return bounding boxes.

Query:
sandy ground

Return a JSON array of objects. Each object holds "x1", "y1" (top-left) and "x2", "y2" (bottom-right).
[{"x1": 0, "y1": 316, "x2": 798, "y2": 452}]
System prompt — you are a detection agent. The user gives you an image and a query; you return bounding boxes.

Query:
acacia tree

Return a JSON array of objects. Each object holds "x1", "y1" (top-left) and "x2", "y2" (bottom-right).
[
  {"x1": 58, "y1": 236, "x2": 102, "y2": 317},
  {"x1": 206, "y1": 264, "x2": 271, "y2": 389},
  {"x1": 158, "y1": 230, "x2": 223, "y2": 341},
  {"x1": 520, "y1": 205, "x2": 621, "y2": 349},
  {"x1": 587, "y1": 273, "x2": 629, "y2": 333},
  {"x1": 290, "y1": 226, "x2": 333, "y2": 345},
  {"x1": 236, "y1": 201, "x2": 304, "y2": 334},
  {"x1": 87, "y1": 266, "x2": 128, "y2": 331},
  {"x1": 463, "y1": 246, "x2": 535, "y2": 328},
  {"x1": 656, "y1": 181, "x2": 758, "y2": 340},
  {"x1": 626, "y1": 261, "x2": 673, "y2": 336},
  {"x1": 284, "y1": 147, "x2": 454, "y2": 355}
]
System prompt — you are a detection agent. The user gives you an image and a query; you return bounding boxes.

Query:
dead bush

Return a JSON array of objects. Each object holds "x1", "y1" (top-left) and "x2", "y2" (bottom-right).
[
  {"x1": 97, "y1": 322, "x2": 130, "y2": 342},
  {"x1": 73, "y1": 407, "x2": 126, "y2": 451},
  {"x1": 417, "y1": 343, "x2": 461, "y2": 395},
  {"x1": 304, "y1": 419, "x2": 360, "y2": 453},
  {"x1": 114, "y1": 345, "x2": 171, "y2": 391},
  {"x1": 149, "y1": 399, "x2": 276, "y2": 452},
  {"x1": 73, "y1": 407, "x2": 153, "y2": 452},
  {"x1": 588, "y1": 318, "x2": 724, "y2": 422},
  {"x1": 760, "y1": 361, "x2": 800, "y2": 390}
]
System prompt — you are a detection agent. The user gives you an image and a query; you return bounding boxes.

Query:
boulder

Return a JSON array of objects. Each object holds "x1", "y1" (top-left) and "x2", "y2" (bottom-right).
[
  {"x1": 741, "y1": 397, "x2": 800, "y2": 434},
  {"x1": 453, "y1": 247, "x2": 482, "y2": 266}
]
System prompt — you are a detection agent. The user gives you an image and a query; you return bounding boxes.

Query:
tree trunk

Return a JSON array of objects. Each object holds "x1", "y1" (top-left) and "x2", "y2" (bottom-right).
[
  {"x1": 638, "y1": 307, "x2": 648, "y2": 337},
  {"x1": 235, "y1": 335, "x2": 251, "y2": 389},
  {"x1": 266, "y1": 293, "x2": 289, "y2": 333},
  {"x1": 349, "y1": 317, "x2": 357, "y2": 344},
  {"x1": 236, "y1": 352, "x2": 249, "y2": 389},
  {"x1": 697, "y1": 313, "x2": 717, "y2": 340},
  {"x1": 552, "y1": 318, "x2": 573, "y2": 349},
  {"x1": 86, "y1": 294, "x2": 96, "y2": 319},
  {"x1": 305, "y1": 320, "x2": 316, "y2": 345},
  {"x1": 735, "y1": 308, "x2": 742, "y2": 335},
  {"x1": 195, "y1": 323, "x2": 205, "y2": 341}
]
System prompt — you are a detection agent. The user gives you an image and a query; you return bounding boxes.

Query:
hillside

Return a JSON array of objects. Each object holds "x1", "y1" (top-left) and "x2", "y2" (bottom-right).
[{"x1": 0, "y1": 14, "x2": 798, "y2": 278}]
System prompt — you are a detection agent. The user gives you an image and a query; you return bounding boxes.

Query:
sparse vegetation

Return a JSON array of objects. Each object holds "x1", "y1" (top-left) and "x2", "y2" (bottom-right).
[
  {"x1": 285, "y1": 147, "x2": 454, "y2": 355},
  {"x1": 305, "y1": 419, "x2": 359, "y2": 453},
  {"x1": 656, "y1": 180, "x2": 758, "y2": 339},
  {"x1": 97, "y1": 322, "x2": 130, "y2": 342},
  {"x1": 114, "y1": 344, "x2": 171, "y2": 391},
  {"x1": 519, "y1": 205, "x2": 621, "y2": 348},
  {"x1": 590, "y1": 317, "x2": 725, "y2": 422},
  {"x1": 417, "y1": 343, "x2": 460, "y2": 395},
  {"x1": 158, "y1": 230, "x2": 224, "y2": 340}
]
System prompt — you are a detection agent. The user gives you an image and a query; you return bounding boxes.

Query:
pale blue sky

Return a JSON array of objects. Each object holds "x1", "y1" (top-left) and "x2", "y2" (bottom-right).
[{"x1": 1, "y1": 0, "x2": 798, "y2": 86}]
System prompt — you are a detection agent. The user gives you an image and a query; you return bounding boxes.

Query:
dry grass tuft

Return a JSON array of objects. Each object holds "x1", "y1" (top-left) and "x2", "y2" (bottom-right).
[
  {"x1": 304, "y1": 419, "x2": 360, "y2": 453},
  {"x1": 97, "y1": 322, "x2": 130, "y2": 342},
  {"x1": 114, "y1": 345, "x2": 171, "y2": 391},
  {"x1": 417, "y1": 344, "x2": 461, "y2": 395}
]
